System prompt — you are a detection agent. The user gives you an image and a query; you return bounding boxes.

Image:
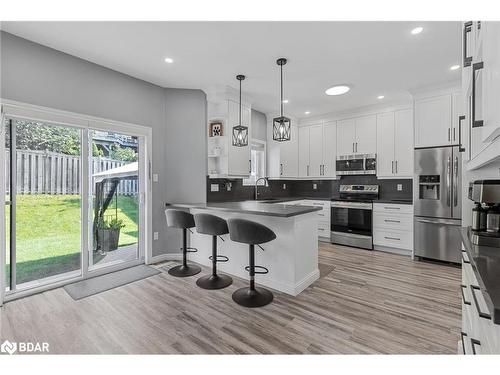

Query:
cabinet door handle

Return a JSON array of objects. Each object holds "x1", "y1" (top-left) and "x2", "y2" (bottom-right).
[
  {"x1": 323, "y1": 164, "x2": 326, "y2": 176},
  {"x1": 352, "y1": 143, "x2": 355, "y2": 153},
  {"x1": 458, "y1": 115, "x2": 466, "y2": 152},
  {"x1": 249, "y1": 160, "x2": 252, "y2": 174},
  {"x1": 460, "y1": 332, "x2": 468, "y2": 355},
  {"x1": 307, "y1": 165, "x2": 309, "y2": 176},
  {"x1": 355, "y1": 142, "x2": 358, "y2": 153},
  {"x1": 395, "y1": 160, "x2": 398, "y2": 174},
  {"x1": 384, "y1": 206, "x2": 400, "y2": 210},
  {"x1": 391, "y1": 161, "x2": 394, "y2": 174},
  {"x1": 384, "y1": 236, "x2": 400, "y2": 241},
  {"x1": 470, "y1": 285, "x2": 491, "y2": 320},
  {"x1": 453, "y1": 127, "x2": 456, "y2": 142},
  {"x1": 384, "y1": 219, "x2": 400, "y2": 223},
  {"x1": 471, "y1": 339, "x2": 481, "y2": 355},
  {"x1": 280, "y1": 163, "x2": 283, "y2": 176},
  {"x1": 463, "y1": 21, "x2": 473, "y2": 67},
  {"x1": 472, "y1": 61, "x2": 484, "y2": 128},
  {"x1": 448, "y1": 128, "x2": 451, "y2": 142},
  {"x1": 461, "y1": 284, "x2": 471, "y2": 305}
]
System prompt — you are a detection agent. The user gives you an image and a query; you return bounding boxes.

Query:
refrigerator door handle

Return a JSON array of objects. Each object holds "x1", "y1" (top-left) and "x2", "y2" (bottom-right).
[
  {"x1": 446, "y1": 156, "x2": 451, "y2": 207},
  {"x1": 415, "y1": 218, "x2": 462, "y2": 226},
  {"x1": 453, "y1": 156, "x2": 459, "y2": 207}
]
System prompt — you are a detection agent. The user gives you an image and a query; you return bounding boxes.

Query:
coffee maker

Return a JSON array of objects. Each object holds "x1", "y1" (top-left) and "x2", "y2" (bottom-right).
[{"x1": 469, "y1": 180, "x2": 500, "y2": 246}]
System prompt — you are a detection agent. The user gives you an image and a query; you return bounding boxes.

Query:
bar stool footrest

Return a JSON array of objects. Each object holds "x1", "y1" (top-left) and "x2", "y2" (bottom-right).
[
  {"x1": 209, "y1": 255, "x2": 229, "y2": 263},
  {"x1": 245, "y1": 265, "x2": 269, "y2": 275},
  {"x1": 183, "y1": 247, "x2": 198, "y2": 253}
]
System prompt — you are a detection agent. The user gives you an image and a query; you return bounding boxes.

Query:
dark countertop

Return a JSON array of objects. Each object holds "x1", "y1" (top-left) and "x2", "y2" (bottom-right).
[
  {"x1": 460, "y1": 227, "x2": 500, "y2": 325},
  {"x1": 167, "y1": 201, "x2": 322, "y2": 218}
]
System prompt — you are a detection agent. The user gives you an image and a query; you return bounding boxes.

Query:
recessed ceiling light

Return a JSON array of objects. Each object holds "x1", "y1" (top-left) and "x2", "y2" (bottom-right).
[
  {"x1": 377, "y1": 95, "x2": 385, "y2": 100},
  {"x1": 282, "y1": 99, "x2": 289, "y2": 104},
  {"x1": 450, "y1": 64, "x2": 460, "y2": 71},
  {"x1": 325, "y1": 85, "x2": 350, "y2": 96},
  {"x1": 411, "y1": 27, "x2": 423, "y2": 35},
  {"x1": 304, "y1": 111, "x2": 310, "y2": 115},
  {"x1": 164, "y1": 57, "x2": 174, "y2": 64}
]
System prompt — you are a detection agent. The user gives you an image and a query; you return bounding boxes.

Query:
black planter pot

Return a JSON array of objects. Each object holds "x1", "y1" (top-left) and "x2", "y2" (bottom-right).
[{"x1": 97, "y1": 228, "x2": 121, "y2": 251}]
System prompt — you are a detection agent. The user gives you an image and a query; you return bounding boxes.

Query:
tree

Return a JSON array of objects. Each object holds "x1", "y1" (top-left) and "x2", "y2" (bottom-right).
[
  {"x1": 14, "y1": 121, "x2": 81, "y2": 155},
  {"x1": 109, "y1": 144, "x2": 138, "y2": 162},
  {"x1": 92, "y1": 144, "x2": 104, "y2": 157}
]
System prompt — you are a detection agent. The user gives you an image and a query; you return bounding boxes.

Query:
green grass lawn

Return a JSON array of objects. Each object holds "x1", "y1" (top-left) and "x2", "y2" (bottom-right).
[{"x1": 5, "y1": 194, "x2": 138, "y2": 285}]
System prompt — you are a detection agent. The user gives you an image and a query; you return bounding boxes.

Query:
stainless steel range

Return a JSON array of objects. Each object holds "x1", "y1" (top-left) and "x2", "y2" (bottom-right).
[{"x1": 330, "y1": 185, "x2": 379, "y2": 250}]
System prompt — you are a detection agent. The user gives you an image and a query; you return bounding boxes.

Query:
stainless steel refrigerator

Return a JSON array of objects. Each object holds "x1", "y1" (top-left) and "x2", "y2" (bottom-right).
[{"x1": 414, "y1": 146, "x2": 462, "y2": 263}]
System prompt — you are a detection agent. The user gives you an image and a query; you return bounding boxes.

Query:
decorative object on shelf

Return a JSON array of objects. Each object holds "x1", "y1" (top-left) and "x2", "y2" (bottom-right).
[
  {"x1": 232, "y1": 74, "x2": 248, "y2": 147},
  {"x1": 273, "y1": 58, "x2": 291, "y2": 142},
  {"x1": 209, "y1": 121, "x2": 223, "y2": 137}
]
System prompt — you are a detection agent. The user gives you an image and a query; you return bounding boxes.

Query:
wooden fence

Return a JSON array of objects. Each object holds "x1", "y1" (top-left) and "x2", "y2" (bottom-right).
[{"x1": 5, "y1": 150, "x2": 138, "y2": 195}]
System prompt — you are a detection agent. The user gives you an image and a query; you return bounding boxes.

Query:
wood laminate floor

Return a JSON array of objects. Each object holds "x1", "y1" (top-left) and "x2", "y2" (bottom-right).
[{"x1": 0, "y1": 243, "x2": 461, "y2": 354}]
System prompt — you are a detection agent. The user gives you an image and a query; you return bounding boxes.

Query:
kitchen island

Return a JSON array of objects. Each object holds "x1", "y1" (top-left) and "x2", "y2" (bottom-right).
[{"x1": 168, "y1": 201, "x2": 322, "y2": 296}]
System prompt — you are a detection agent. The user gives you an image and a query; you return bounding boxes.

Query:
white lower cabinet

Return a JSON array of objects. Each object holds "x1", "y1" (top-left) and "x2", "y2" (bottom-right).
[
  {"x1": 280, "y1": 199, "x2": 330, "y2": 241},
  {"x1": 373, "y1": 203, "x2": 413, "y2": 254},
  {"x1": 461, "y1": 250, "x2": 500, "y2": 354}
]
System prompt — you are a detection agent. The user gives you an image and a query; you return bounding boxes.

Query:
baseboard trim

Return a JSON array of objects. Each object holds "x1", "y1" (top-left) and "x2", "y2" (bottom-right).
[
  {"x1": 293, "y1": 269, "x2": 320, "y2": 296},
  {"x1": 149, "y1": 253, "x2": 182, "y2": 264}
]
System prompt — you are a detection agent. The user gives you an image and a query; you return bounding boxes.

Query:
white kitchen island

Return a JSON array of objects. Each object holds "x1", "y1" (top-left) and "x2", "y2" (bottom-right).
[{"x1": 169, "y1": 201, "x2": 321, "y2": 296}]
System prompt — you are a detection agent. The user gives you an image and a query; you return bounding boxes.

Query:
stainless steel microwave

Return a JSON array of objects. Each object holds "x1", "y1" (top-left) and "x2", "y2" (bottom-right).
[{"x1": 336, "y1": 154, "x2": 376, "y2": 175}]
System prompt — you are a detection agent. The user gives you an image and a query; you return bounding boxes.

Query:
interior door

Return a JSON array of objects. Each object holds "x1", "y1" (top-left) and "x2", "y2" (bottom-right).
[
  {"x1": 394, "y1": 109, "x2": 414, "y2": 177},
  {"x1": 322, "y1": 121, "x2": 336, "y2": 177},
  {"x1": 298, "y1": 126, "x2": 310, "y2": 177},
  {"x1": 355, "y1": 115, "x2": 377, "y2": 154},
  {"x1": 376, "y1": 112, "x2": 395, "y2": 177},
  {"x1": 308, "y1": 125, "x2": 323, "y2": 177},
  {"x1": 336, "y1": 119, "x2": 356, "y2": 156}
]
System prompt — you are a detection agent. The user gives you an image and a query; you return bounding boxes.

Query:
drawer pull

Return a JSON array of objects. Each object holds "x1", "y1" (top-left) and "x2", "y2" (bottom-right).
[
  {"x1": 384, "y1": 206, "x2": 400, "y2": 210},
  {"x1": 462, "y1": 251, "x2": 470, "y2": 264},
  {"x1": 318, "y1": 228, "x2": 325, "y2": 231},
  {"x1": 470, "y1": 285, "x2": 491, "y2": 320},
  {"x1": 461, "y1": 332, "x2": 467, "y2": 355},
  {"x1": 471, "y1": 338, "x2": 481, "y2": 355},
  {"x1": 384, "y1": 236, "x2": 400, "y2": 241},
  {"x1": 461, "y1": 284, "x2": 471, "y2": 305},
  {"x1": 384, "y1": 219, "x2": 401, "y2": 223},
  {"x1": 317, "y1": 213, "x2": 325, "y2": 216}
]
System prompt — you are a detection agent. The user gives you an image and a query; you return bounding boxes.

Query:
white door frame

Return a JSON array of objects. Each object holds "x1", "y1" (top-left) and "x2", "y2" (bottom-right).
[{"x1": 0, "y1": 99, "x2": 153, "y2": 304}]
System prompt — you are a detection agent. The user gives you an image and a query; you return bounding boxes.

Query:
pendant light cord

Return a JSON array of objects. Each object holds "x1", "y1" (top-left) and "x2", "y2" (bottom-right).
[
  {"x1": 239, "y1": 78, "x2": 242, "y2": 126},
  {"x1": 280, "y1": 63, "x2": 283, "y2": 117}
]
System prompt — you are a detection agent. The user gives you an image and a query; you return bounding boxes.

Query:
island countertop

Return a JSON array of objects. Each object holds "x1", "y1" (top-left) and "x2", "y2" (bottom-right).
[{"x1": 166, "y1": 200, "x2": 322, "y2": 218}]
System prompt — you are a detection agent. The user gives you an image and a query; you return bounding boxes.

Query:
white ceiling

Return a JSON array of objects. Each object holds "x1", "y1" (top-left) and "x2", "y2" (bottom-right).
[{"x1": 1, "y1": 21, "x2": 462, "y2": 119}]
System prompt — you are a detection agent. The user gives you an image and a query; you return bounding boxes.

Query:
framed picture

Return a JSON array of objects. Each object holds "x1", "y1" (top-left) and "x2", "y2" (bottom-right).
[{"x1": 209, "y1": 121, "x2": 223, "y2": 137}]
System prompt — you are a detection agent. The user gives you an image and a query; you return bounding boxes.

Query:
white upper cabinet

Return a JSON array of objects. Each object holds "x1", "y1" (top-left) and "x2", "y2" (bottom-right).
[
  {"x1": 336, "y1": 116, "x2": 376, "y2": 156},
  {"x1": 298, "y1": 126, "x2": 310, "y2": 177},
  {"x1": 376, "y1": 112, "x2": 395, "y2": 177},
  {"x1": 376, "y1": 109, "x2": 413, "y2": 178},
  {"x1": 322, "y1": 121, "x2": 337, "y2": 177},
  {"x1": 227, "y1": 99, "x2": 251, "y2": 176},
  {"x1": 336, "y1": 118, "x2": 356, "y2": 155},
  {"x1": 482, "y1": 21, "x2": 500, "y2": 142},
  {"x1": 308, "y1": 125, "x2": 323, "y2": 177},
  {"x1": 266, "y1": 123, "x2": 298, "y2": 179},
  {"x1": 414, "y1": 94, "x2": 453, "y2": 148},
  {"x1": 394, "y1": 109, "x2": 414, "y2": 177},
  {"x1": 355, "y1": 115, "x2": 377, "y2": 154}
]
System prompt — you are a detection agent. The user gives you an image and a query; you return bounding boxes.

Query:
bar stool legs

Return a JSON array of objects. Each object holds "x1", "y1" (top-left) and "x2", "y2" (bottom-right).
[
  {"x1": 232, "y1": 244, "x2": 273, "y2": 308},
  {"x1": 168, "y1": 228, "x2": 202, "y2": 277},
  {"x1": 196, "y1": 235, "x2": 233, "y2": 289}
]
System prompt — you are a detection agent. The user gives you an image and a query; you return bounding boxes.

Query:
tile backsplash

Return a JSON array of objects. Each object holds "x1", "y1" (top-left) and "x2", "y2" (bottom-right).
[{"x1": 207, "y1": 175, "x2": 413, "y2": 202}]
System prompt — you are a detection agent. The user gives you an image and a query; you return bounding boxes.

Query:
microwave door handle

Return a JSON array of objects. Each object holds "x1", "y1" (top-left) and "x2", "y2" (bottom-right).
[{"x1": 446, "y1": 156, "x2": 451, "y2": 207}]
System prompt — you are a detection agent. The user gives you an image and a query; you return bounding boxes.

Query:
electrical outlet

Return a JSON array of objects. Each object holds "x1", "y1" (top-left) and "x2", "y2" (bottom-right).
[
  {"x1": 153, "y1": 173, "x2": 159, "y2": 182},
  {"x1": 282, "y1": 183, "x2": 287, "y2": 190},
  {"x1": 211, "y1": 184, "x2": 219, "y2": 192},
  {"x1": 226, "y1": 182, "x2": 232, "y2": 191},
  {"x1": 313, "y1": 183, "x2": 318, "y2": 190},
  {"x1": 153, "y1": 232, "x2": 159, "y2": 240},
  {"x1": 397, "y1": 184, "x2": 403, "y2": 191}
]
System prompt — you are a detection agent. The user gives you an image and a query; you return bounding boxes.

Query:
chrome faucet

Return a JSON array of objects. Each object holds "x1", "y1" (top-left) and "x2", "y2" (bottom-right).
[{"x1": 255, "y1": 177, "x2": 269, "y2": 200}]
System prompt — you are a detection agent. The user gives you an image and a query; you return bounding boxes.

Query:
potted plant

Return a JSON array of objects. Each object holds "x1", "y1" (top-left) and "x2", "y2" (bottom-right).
[{"x1": 97, "y1": 218, "x2": 125, "y2": 252}]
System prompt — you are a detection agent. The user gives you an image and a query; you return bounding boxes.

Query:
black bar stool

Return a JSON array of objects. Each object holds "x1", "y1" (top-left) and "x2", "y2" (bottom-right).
[
  {"x1": 165, "y1": 209, "x2": 201, "y2": 277},
  {"x1": 194, "y1": 213, "x2": 233, "y2": 290},
  {"x1": 227, "y1": 218, "x2": 276, "y2": 308}
]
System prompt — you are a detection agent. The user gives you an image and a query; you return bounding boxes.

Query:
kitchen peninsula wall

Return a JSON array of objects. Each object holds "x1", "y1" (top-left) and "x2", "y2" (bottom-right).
[{"x1": 207, "y1": 176, "x2": 413, "y2": 202}]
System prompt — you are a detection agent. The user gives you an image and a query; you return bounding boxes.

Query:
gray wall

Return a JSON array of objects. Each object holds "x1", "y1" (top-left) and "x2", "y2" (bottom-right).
[
  {"x1": 251, "y1": 109, "x2": 267, "y2": 142},
  {"x1": 0, "y1": 31, "x2": 207, "y2": 256}
]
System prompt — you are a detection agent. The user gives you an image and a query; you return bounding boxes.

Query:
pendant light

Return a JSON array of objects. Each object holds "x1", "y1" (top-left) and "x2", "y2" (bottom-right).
[
  {"x1": 232, "y1": 74, "x2": 248, "y2": 147},
  {"x1": 273, "y1": 58, "x2": 291, "y2": 142}
]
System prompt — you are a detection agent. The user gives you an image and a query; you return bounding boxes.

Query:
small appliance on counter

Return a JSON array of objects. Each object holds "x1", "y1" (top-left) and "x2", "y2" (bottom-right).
[
  {"x1": 330, "y1": 184, "x2": 379, "y2": 250},
  {"x1": 469, "y1": 180, "x2": 500, "y2": 247}
]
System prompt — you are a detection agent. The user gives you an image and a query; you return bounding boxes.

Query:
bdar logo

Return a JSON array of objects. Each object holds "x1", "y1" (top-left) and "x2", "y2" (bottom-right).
[{"x1": 1, "y1": 340, "x2": 17, "y2": 355}]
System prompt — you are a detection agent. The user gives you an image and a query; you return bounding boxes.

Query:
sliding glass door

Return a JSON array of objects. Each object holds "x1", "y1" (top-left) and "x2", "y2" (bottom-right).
[
  {"x1": 88, "y1": 130, "x2": 141, "y2": 270},
  {"x1": 3, "y1": 115, "x2": 147, "y2": 295},
  {"x1": 5, "y1": 117, "x2": 82, "y2": 291}
]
